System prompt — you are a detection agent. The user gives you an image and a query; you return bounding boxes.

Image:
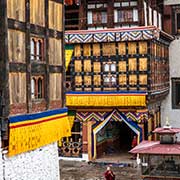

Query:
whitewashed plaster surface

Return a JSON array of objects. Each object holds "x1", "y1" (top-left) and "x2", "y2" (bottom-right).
[
  {"x1": 161, "y1": 38, "x2": 180, "y2": 140},
  {"x1": 0, "y1": 142, "x2": 60, "y2": 180}
]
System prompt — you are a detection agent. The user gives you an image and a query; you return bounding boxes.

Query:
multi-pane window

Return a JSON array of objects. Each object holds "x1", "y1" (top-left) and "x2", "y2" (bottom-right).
[
  {"x1": 114, "y1": 0, "x2": 138, "y2": 26},
  {"x1": 172, "y1": 78, "x2": 180, "y2": 109},
  {"x1": 30, "y1": 37, "x2": 44, "y2": 61},
  {"x1": 114, "y1": 9, "x2": 138, "y2": 23},
  {"x1": 103, "y1": 62, "x2": 116, "y2": 87},
  {"x1": 175, "y1": 11, "x2": 180, "y2": 34},
  {"x1": 103, "y1": 75, "x2": 117, "y2": 87},
  {"x1": 31, "y1": 76, "x2": 44, "y2": 99},
  {"x1": 87, "y1": 3, "x2": 107, "y2": 29},
  {"x1": 104, "y1": 62, "x2": 116, "y2": 72}
]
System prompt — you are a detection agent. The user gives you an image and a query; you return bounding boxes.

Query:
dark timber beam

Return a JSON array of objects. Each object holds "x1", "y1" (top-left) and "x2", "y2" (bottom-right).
[{"x1": 0, "y1": 0, "x2": 10, "y2": 143}]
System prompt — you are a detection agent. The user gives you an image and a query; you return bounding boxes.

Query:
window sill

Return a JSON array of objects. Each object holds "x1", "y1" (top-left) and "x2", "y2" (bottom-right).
[{"x1": 32, "y1": 98, "x2": 45, "y2": 103}]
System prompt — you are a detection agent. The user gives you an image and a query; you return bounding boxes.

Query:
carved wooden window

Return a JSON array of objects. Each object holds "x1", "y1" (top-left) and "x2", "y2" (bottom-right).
[
  {"x1": 30, "y1": 37, "x2": 44, "y2": 61},
  {"x1": 172, "y1": 78, "x2": 180, "y2": 109},
  {"x1": 31, "y1": 76, "x2": 44, "y2": 99},
  {"x1": 59, "y1": 121, "x2": 82, "y2": 157}
]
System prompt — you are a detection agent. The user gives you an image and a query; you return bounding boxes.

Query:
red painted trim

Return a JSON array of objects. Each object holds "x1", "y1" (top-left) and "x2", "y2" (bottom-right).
[
  {"x1": 65, "y1": 26, "x2": 156, "y2": 34},
  {"x1": 10, "y1": 115, "x2": 67, "y2": 129}
]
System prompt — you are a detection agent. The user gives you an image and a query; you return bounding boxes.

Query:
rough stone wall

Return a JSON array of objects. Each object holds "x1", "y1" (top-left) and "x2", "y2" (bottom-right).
[
  {"x1": 0, "y1": 142, "x2": 60, "y2": 180},
  {"x1": 161, "y1": 38, "x2": 180, "y2": 139}
]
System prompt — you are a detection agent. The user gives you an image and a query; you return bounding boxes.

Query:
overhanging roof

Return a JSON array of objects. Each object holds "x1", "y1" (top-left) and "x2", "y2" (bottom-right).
[
  {"x1": 129, "y1": 141, "x2": 180, "y2": 155},
  {"x1": 153, "y1": 127, "x2": 180, "y2": 134}
]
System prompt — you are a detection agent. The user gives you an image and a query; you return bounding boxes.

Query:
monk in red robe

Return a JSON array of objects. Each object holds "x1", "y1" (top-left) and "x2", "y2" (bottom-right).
[{"x1": 104, "y1": 166, "x2": 115, "y2": 180}]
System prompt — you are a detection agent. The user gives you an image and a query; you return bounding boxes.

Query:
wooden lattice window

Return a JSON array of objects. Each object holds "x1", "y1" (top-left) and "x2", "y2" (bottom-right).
[
  {"x1": 30, "y1": 37, "x2": 44, "y2": 61},
  {"x1": 31, "y1": 76, "x2": 44, "y2": 99}
]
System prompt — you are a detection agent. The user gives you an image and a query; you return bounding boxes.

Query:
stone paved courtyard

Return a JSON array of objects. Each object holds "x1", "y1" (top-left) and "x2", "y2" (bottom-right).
[{"x1": 60, "y1": 160, "x2": 141, "y2": 180}]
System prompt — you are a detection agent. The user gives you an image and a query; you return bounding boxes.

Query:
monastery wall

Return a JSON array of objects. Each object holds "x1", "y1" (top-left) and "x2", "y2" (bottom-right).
[
  {"x1": 161, "y1": 38, "x2": 180, "y2": 140},
  {"x1": 0, "y1": 142, "x2": 60, "y2": 180}
]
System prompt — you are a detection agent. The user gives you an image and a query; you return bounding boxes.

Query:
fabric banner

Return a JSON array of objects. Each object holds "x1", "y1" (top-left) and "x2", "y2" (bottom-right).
[
  {"x1": 9, "y1": 108, "x2": 71, "y2": 156},
  {"x1": 66, "y1": 92, "x2": 146, "y2": 107}
]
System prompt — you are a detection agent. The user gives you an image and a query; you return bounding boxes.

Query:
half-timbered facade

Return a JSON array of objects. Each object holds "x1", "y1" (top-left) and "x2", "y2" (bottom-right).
[
  {"x1": 0, "y1": 1, "x2": 70, "y2": 179},
  {"x1": 62, "y1": 0, "x2": 173, "y2": 161}
]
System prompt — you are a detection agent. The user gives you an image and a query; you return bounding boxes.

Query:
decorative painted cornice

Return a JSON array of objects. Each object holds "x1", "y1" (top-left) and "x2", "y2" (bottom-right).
[{"x1": 65, "y1": 26, "x2": 174, "y2": 44}]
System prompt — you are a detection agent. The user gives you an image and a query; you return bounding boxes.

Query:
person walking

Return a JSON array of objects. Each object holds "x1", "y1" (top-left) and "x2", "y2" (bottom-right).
[
  {"x1": 104, "y1": 166, "x2": 115, "y2": 180},
  {"x1": 131, "y1": 135, "x2": 137, "y2": 159}
]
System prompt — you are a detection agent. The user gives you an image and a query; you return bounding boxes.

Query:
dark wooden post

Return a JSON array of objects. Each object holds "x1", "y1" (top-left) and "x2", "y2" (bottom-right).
[
  {"x1": 25, "y1": 0, "x2": 31, "y2": 113},
  {"x1": 0, "y1": 0, "x2": 10, "y2": 142},
  {"x1": 79, "y1": 0, "x2": 87, "y2": 30},
  {"x1": 138, "y1": 0, "x2": 145, "y2": 26}
]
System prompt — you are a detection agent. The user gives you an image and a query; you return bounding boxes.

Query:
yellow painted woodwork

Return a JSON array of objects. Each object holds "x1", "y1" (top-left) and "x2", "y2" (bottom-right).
[
  {"x1": 7, "y1": 0, "x2": 25, "y2": 22},
  {"x1": 66, "y1": 94, "x2": 146, "y2": 107},
  {"x1": 74, "y1": 45, "x2": 81, "y2": 57},
  {"x1": 75, "y1": 76, "x2": 82, "y2": 86},
  {"x1": 118, "y1": 42, "x2": 126, "y2": 55},
  {"x1": 83, "y1": 44, "x2": 91, "y2": 56},
  {"x1": 129, "y1": 75, "x2": 137, "y2": 85},
  {"x1": 49, "y1": 1, "x2": 62, "y2": 31},
  {"x1": 93, "y1": 62, "x2": 101, "y2": 72},
  {"x1": 102, "y1": 43, "x2": 116, "y2": 56},
  {"x1": 9, "y1": 73, "x2": 26, "y2": 104},
  {"x1": 30, "y1": 0, "x2": 45, "y2": 26},
  {"x1": 84, "y1": 60, "x2": 91, "y2": 72},
  {"x1": 94, "y1": 75, "x2": 101, "y2": 86},
  {"x1": 65, "y1": 49, "x2": 73, "y2": 71},
  {"x1": 119, "y1": 61, "x2": 126, "y2": 72},
  {"x1": 93, "y1": 44, "x2": 100, "y2": 56},
  {"x1": 75, "y1": 60, "x2": 82, "y2": 72},
  {"x1": 139, "y1": 41, "x2": 148, "y2": 54},
  {"x1": 128, "y1": 42, "x2": 137, "y2": 54},
  {"x1": 49, "y1": 38, "x2": 62, "y2": 65},
  {"x1": 85, "y1": 88, "x2": 92, "y2": 91},
  {"x1": 119, "y1": 74, "x2": 127, "y2": 85},
  {"x1": 139, "y1": 58, "x2": 148, "y2": 71},
  {"x1": 84, "y1": 76, "x2": 91, "y2": 85},
  {"x1": 139, "y1": 75, "x2": 147, "y2": 85},
  {"x1": 8, "y1": 30, "x2": 26, "y2": 63},
  {"x1": 128, "y1": 58, "x2": 137, "y2": 71},
  {"x1": 49, "y1": 73, "x2": 62, "y2": 100},
  {"x1": 75, "y1": 88, "x2": 82, "y2": 91}
]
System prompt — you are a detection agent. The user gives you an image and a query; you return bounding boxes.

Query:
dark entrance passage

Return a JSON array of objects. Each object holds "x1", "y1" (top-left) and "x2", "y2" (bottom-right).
[
  {"x1": 96, "y1": 121, "x2": 136, "y2": 160},
  {"x1": 118, "y1": 121, "x2": 134, "y2": 151}
]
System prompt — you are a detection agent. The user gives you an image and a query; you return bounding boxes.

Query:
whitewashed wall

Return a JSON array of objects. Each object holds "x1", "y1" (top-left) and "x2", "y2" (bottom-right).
[
  {"x1": 0, "y1": 142, "x2": 3, "y2": 180},
  {"x1": 0, "y1": 142, "x2": 60, "y2": 180},
  {"x1": 161, "y1": 38, "x2": 180, "y2": 140}
]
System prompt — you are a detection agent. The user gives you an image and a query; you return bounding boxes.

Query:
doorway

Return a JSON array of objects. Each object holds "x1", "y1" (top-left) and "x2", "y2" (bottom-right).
[{"x1": 96, "y1": 121, "x2": 136, "y2": 159}]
